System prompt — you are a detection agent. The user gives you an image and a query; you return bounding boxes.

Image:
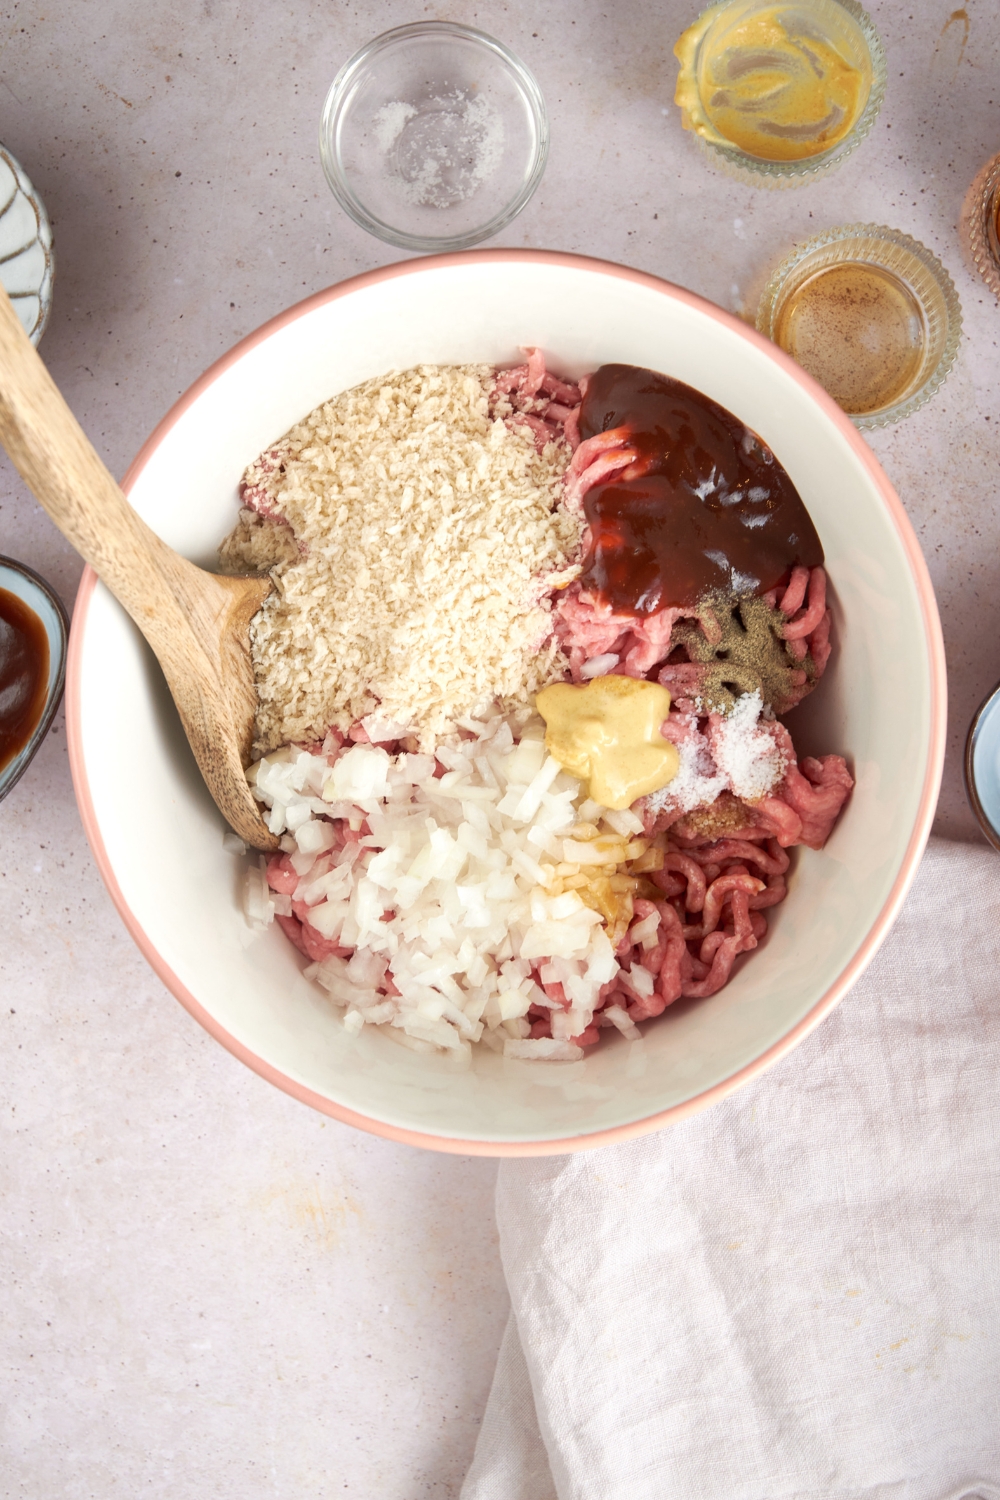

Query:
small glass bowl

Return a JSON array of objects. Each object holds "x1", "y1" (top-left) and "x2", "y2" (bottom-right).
[
  {"x1": 756, "y1": 224, "x2": 962, "y2": 428},
  {"x1": 0, "y1": 555, "x2": 69, "y2": 804},
  {"x1": 964, "y1": 151, "x2": 1000, "y2": 300},
  {"x1": 675, "y1": 0, "x2": 886, "y2": 189},
  {"x1": 965, "y1": 680, "x2": 1000, "y2": 853},
  {"x1": 320, "y1": 22, "x2": 549, "y2": 252}
]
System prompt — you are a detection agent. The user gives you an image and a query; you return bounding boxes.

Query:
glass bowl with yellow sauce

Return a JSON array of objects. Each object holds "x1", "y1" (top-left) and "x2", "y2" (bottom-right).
[
  {"x1": 674, "y1": 0, "x2": 886, "y2": 187},
  {"x1": 756, "y1": 224, "x2": 962, "y2": 429}
]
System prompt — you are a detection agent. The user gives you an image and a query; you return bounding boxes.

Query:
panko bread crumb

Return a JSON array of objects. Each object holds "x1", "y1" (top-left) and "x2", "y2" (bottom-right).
[{"x1": 227, "y1": 365, "x2": 582, "y2": 753}]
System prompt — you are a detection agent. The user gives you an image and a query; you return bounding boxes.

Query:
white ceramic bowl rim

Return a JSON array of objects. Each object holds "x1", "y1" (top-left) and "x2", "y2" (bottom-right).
[{"x1": 65, "y1": 249, "x2": 946, "y2": 1156}]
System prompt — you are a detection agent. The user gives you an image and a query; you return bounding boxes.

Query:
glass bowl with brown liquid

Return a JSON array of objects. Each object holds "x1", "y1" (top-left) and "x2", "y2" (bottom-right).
[
  {"x1": 756, "y1": 224, "x2": 962, "y2": 428},
  {"x1": 673, "y1": 0, "x2": 886, "y2": 188},
  {"x1": 0, "y1": 555, "x2": 69, "y2": 803}
]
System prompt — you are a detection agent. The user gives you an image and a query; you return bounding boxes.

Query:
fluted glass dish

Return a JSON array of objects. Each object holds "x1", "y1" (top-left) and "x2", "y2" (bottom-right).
[
  {"x1": 675, "y1": 0, "x2": 886, "y2": 188},
  {"x1": 965, "y1": 152, "x2": 1000, "y2": 300},
  {"x1": 756, "y1": 224, "x2": 962, "y2": 428},
  {"x1": 320, "y1": 22, "x2": 548, "y2": 252}
]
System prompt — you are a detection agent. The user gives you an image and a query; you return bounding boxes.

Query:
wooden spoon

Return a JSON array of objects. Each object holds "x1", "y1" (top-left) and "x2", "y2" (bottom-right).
[{"x1": 0, "y1": 285, "x2": 280, "y2": 851}]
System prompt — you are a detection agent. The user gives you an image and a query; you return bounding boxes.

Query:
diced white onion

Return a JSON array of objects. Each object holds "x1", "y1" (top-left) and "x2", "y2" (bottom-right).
[
  {"x1": 503, "y1": 1038, "x2": 584, "y2": 1061},
  {"x1": 580, "y1": 653, "x2": 619, "y2": 679},
  {"x1": 630, "y1": 912, "x2": 660, "y2": 949},
  {"x1": 246, "y1": 710, "x2": 636, "y2": 1059},
  {"x1": 622, "y1": 963, "x2": 655, "y2": 999},
  {"x1": 601, "y1": 807, "x2": 645, "y2": 837},
  {"x1": 243, "y1": 857, "x2": 274, "y2": 930},
  {"x1": 603, "y1": 1005, "x2": 642, "y2": 1042}
]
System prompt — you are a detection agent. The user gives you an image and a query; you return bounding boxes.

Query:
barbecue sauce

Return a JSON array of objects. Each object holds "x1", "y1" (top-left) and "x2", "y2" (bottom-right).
[
  {"x1": 577, "y1": 364, "x2": 823, "y2": 615},
  {"x1": 0, "y1": 588, "x2": 49, "y2": 773}
]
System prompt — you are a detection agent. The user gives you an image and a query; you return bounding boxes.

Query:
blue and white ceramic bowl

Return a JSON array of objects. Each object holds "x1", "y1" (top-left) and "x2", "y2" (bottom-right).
[
  {"x1": 0, "y1": 144, "x2": 54, "y2": 345},
  {"x1": 965, "y1": 681, "x2": 1000, "y2": 852},
  {"x1": 0, "y1": 556, "x2": 69, "y2": 802}
]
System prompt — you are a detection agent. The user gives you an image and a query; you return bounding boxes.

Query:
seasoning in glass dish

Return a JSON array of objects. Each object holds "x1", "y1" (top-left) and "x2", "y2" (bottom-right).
[
  {"x1": 0, "y1": 587, "x2": 48, "y2": 772},
  {"x1": 963, "y1": 151, "x2": 1000, "y2": 300},
  {"x1": 673, "y1": 0, "x2": 885, "y2": 187},
  {"x1": 319, "y1": 22, "x2": 548, "y2": 252},
  {"x1": 756, "y1": 224, "x2": 962, "y2": 428}
]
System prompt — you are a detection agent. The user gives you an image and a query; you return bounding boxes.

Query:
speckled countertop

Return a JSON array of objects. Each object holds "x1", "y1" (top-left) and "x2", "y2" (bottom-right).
[{"x1": 2, "y1": 3, "x2": 999, "y2": 1494}]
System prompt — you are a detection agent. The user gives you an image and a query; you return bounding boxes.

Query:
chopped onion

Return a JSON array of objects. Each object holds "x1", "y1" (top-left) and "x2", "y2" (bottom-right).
[{"x1": 248, "y1": 709, "x2": 650, "y2": 1056}]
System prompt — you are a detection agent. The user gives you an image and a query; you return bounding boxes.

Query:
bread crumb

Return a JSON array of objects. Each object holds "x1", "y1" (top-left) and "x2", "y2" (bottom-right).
[
  {"x1": 226, "y1": 365, "x2": 582, "y2": 753},
  {"x1": 218, "y1": 507, "x2": 299, "y2": 575}
]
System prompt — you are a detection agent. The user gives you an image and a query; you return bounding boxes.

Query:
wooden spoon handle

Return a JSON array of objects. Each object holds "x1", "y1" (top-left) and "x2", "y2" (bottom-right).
[
  {"x1": 0, "y1": 284, "x2": 200, "y2": 647},
  {"x1": 0, "y1": 284, "x2": 278, "y2": 850}
]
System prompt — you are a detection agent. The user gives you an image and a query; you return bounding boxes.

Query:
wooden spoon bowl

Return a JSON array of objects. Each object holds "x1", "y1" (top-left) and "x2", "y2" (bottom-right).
[{"x1": 0, "y1": 286, "x2": 279, "y2": 851}]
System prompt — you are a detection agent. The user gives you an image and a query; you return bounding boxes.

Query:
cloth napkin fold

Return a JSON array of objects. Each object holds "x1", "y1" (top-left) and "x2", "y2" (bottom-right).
[{"x1": 462, "y1": 837, "x2": 1000, "y2": 1500}]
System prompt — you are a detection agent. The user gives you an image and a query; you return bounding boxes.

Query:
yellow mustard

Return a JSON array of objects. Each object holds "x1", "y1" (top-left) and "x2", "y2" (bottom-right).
[
  {"x1": 674, "y1": 1, "x2": 871, "y2": 162},
  {"x1": 535, "y1": 676, "x2": 679, "y2": 811}
]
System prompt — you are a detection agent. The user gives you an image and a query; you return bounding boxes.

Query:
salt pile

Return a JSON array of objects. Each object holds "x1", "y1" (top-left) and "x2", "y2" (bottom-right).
[{"x1": 648, "y1": 691, "x2": 787, "y2": 818}]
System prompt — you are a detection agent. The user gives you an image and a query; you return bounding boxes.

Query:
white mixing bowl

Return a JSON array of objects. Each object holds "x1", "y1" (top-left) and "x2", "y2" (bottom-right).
[{"x1": 66, "y1": 251, "x2": 945, "y2": 1154}]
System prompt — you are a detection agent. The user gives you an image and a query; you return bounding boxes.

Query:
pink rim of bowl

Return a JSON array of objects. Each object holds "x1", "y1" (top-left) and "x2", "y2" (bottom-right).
[{"x1": 65, "y1": 249, "x2": 946, "y2": 1157}]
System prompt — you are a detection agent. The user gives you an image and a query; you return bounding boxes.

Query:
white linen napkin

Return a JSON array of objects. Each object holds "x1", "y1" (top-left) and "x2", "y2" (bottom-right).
[{"x1": 462, "y1": 837, "x2": 1000, "y2": 1500}]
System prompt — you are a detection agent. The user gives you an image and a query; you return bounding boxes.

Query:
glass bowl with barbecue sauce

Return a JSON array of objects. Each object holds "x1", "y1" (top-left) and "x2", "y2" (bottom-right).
[
  {"x1": 673, "y1": 0, "x2": 886, "y2": 188},
  {"x1": 756, "y1": 224, "x2": 962, "y2": 429},
  {"x1": 0, "y1": 556, "x2": 69, "y2": 803}
]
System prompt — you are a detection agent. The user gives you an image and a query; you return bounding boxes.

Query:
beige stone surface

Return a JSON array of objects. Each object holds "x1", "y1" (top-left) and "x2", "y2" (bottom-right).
[{"x1": 2, "y1": 1, "x2": 999, "y2": 1493}]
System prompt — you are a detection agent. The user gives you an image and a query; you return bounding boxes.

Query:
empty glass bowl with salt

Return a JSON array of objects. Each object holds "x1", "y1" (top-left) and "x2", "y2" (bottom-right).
[{"x1": 320, "y1": 22, "x2": 548, "y2": 252}]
